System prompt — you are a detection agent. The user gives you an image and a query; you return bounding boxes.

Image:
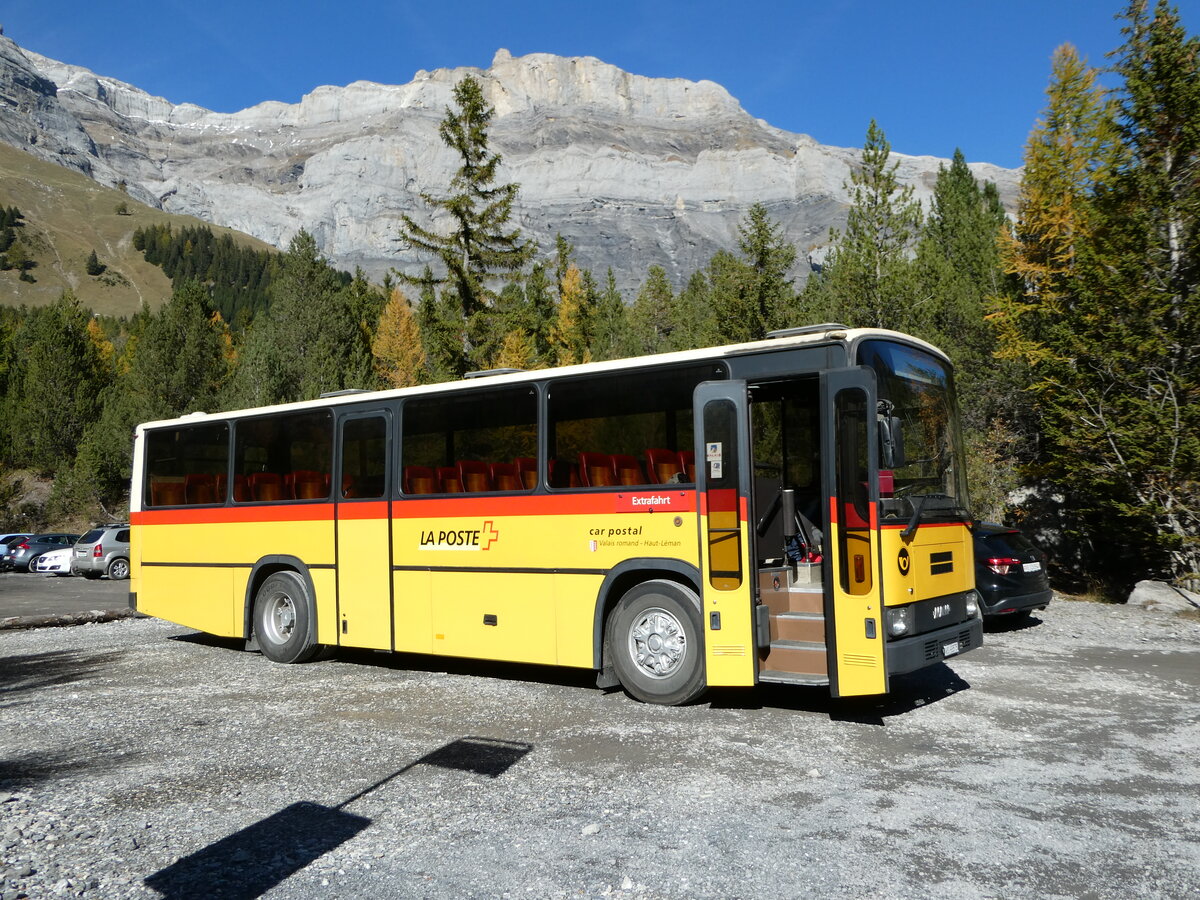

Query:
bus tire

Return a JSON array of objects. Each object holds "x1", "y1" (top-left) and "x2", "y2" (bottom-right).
[
  {"x1": 607, "y1": 579, "x2": 706, "y2": 706},
  {"x1": 253, "y1": 571, "x2": 320, "y2": 664}
]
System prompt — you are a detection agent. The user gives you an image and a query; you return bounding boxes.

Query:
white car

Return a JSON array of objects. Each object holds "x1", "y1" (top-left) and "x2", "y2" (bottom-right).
[{"x1": 34, "y1": 547, "x2": 75, "y2": 576}]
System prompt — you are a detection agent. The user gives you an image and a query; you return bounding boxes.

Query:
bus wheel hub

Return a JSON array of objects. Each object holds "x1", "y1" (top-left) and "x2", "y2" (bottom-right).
[{"x1": 629, "y1": 608, "x2": 686, "y2": 678}]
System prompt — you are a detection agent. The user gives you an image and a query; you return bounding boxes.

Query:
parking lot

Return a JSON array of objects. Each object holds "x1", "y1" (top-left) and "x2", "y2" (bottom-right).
[
  {"x1": 1, "y1": 584, "x2": 1198, "y2": 899},
  {"x1": 0, "y1": 570, "x2": 128, "y2": 623}
]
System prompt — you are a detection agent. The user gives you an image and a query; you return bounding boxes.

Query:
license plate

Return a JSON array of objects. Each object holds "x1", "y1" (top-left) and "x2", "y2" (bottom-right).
[
  {"x1": 942, "y1": 641, "x2": 960, "y2": 657},
  {"x1": 1023, "y1": 561, "x2": 1042, "y2": 573}
]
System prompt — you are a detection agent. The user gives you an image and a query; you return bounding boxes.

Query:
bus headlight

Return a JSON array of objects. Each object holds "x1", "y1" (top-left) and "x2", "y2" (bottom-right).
[
  {"x1": 965, "y1": 590, "x2": 981, "y2": 619},
  {"x1": 886, "y1": 606, "x2": 913, "y2": 637}
]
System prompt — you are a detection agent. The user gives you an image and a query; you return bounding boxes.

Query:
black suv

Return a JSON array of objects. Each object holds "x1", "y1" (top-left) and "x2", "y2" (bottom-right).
[{"x1": 974, "y1": 523, "x2": 1052, "y2": 620}]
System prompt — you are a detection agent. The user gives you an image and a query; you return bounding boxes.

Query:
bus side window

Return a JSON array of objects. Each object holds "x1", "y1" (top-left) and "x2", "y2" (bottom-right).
[
  {"x1": 547, "y1": 364, "x2": 713, "y2": 490},
  {"x1": 233, "y1": 410, "x2": 333, "y2": 503},
  {"x1": 401, "y1": 387, "x2": 537, "y2": 494},
  {"x1": 341, "y1": 416, "x2": 387, "y2": 500}
]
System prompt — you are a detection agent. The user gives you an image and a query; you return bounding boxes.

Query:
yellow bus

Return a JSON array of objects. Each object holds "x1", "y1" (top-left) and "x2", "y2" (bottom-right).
[{"x1": 130, "y1": 324, "x2": 983, "y2": 705}]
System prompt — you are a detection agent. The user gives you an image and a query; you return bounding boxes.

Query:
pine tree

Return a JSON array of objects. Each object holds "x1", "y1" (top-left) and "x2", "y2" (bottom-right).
[
  {"x1": 230, "y1": 231, "x2": 375, "y2": 405},
  {"x1": 626, "y1": 266, "x2": 677, "y2": 355},
  {"x1": 994, "y1": 45, "x2": 1117, "y2": 367},
  {"x1": 372, "y1": 287, "x2": 425, "y2": 388},
  {"x1": 705, "y1": 250, "x2": 754, "y2": 344},
  {"x1": 416, "y1": 273, "x2": 466, "y2": 383},
  {"x1": 4, "y1": 293, "x2": 110, "y2": 475},
  {"x1": 734, "y1": 202, "x2": 798, "y2": 334},
  {"x1": 493, "y1": 329, "x2": 536, "y2": 370},
  {"x1": 589, "y1": 269, "x2": 629, "y2": 362},
  {"x1": 672, "y1": 269, "x2": 718, "y2": 351},
  {"x1": 522, "y1": 263, "x2": 557, "y2": 367},
  {"x1": 998, "y1": 12, "x2": 1200, "y2": 591},
  {"x1": 85, "y1": 250, "x2": 105, "y2": 276},
  {"x1": 551, "y1": 264, "x2": 594, "y2": 365},
  {"x1": 914, "y1": 149, "x2": 1013, "y2": 430},
  {"x1": 1080, "y1": 0, "x2": 1200, "y2": 585},
  {"x1": 64, "y1": 281, "x2": 230, "y2": 515},
  {"x1": 809, "y1": 120, "x2": 923, "y2": 331},
  {"x1": 398, "y1": 74, "x2": 534, "y2": 359}
]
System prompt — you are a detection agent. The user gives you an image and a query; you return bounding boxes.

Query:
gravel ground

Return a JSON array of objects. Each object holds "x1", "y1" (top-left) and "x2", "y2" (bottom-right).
[{"x1": 2, "y1": 598, "x2": 1198, "y2": 900}]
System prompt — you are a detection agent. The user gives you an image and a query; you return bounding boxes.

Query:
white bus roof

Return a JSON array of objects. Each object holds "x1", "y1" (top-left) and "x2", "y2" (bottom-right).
[{"x1": 135, "y1": 326, "x2": 947, "y2": 431}]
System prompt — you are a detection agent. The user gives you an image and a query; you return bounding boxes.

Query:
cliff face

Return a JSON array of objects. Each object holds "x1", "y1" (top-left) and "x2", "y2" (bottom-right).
[{"x1": 1, "y1": 38, "x2": 1019, "y2": 294}]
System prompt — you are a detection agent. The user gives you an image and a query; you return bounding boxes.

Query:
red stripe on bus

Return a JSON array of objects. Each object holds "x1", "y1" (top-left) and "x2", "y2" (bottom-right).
[
  {"x1": 389, "y1": 491, "x2": 697, "y2": 518},
  {"x1": 338, "y1": 501, "x2": 390, "y2": 520},
  {"x1": 132, "y1": 491, "x2": 699, "y2": 525},
  {"x1": 697, "y1": 493, "x2": 748, "y2": 521},
  {"x1": 132, "y1": 503, "x2": 335, "y2": 526}
]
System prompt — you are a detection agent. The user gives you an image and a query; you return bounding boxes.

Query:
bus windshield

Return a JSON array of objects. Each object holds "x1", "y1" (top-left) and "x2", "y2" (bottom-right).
[{"x1": 857, "y1": 339, "x2": 969, "y2": 518}]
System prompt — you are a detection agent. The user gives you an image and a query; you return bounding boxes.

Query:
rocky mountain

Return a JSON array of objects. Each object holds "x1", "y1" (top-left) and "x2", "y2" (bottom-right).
[{"x1": 0, "y1": 34, "x2": 1020, "y2": 296}]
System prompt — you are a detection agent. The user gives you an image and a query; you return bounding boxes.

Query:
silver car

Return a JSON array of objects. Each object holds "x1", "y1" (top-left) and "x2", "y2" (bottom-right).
[{"x1": 71, "y1": 524, "x2": 131, "y2": 580}]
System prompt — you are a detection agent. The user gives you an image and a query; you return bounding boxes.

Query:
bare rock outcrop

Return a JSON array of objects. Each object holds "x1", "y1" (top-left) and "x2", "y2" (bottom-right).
[
  {"x1": 3, "y1": 37, "x2": 1021, "y2": 295},
  {"x1": 1127, "y1": 580, "x2": 1200, "y2": 613}
]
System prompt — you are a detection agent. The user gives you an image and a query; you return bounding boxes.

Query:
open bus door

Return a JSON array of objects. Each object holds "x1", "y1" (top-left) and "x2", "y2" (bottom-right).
[
  {"x1": 821, "y1": 368, "x2": 888, "y2": 697},
  {"x1": 694, "y1": 380, "x2": 758, "y2": 686}
]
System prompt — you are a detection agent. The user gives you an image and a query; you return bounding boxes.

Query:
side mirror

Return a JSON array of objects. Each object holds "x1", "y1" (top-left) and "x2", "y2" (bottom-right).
[{"x1": 879, "y1": 414, "x2": 905, "y2": 469}]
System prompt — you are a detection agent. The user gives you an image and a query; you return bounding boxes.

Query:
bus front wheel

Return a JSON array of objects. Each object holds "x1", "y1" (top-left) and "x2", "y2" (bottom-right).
[
  {"x1": 607, "y1": 580, "x2": 706, "y2": 706},
  {"x1": 253, "y1": 571, "x2": 320, "y2": 664}
]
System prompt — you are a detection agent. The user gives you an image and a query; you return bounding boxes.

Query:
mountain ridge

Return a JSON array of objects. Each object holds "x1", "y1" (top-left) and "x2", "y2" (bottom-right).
[{"x1": 1, "y1": 35, "x2": 1020, "y2": 297}]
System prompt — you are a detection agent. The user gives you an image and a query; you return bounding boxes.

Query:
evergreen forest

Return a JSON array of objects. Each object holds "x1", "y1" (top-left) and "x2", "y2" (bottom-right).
[{"x1": 0, "y1": 0, "x2": 1195, "y2": 598}]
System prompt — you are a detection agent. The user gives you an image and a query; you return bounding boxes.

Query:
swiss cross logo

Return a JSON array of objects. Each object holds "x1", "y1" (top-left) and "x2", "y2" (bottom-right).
[{"x1": 482, "y1": 520, "x2": 500, "y2": 550}]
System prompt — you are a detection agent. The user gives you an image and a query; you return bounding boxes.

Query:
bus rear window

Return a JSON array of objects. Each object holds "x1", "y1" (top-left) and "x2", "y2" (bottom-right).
[{"x1": 145, "y1": 422, "x2": 229, "y2": 506}]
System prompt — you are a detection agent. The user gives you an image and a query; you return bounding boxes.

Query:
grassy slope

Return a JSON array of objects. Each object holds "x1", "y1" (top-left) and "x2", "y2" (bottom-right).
[{"x1": 0, "y1": 142, "x2": 275, "y2": 317}]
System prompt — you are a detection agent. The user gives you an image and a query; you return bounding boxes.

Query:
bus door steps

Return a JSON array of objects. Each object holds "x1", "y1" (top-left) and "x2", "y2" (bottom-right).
[
  {"x1": 758, "y1": 670, "x2": 830, "y2": 687},
  {"x1": 756, "y1": 567, "x2": 828, "y2": 679},
  {"x1": 759, "y1": 640, "x2": 828, "y2": 678}
]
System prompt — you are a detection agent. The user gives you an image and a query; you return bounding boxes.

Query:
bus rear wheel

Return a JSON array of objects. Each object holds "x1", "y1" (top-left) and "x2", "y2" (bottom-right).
[
  {"x1": 253, "y1": 571, "x2": 320, "y2": 664},
  {"x1": 607, "y1": 580, "x2": 706, "y2": 706}
]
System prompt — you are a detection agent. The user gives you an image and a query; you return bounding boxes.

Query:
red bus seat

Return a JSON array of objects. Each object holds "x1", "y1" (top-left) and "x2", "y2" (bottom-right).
[
  {"x1": 458, "y1": 460, "x2": 492, "y2": 492},
  {"x1": 291, "y1": 469, "x2": 326, "y2": 500},
  {"x1": 185, "y1": 473, "x2": 215, "y2": 504},
  {"x1": 438, "y1": 467, "x2": 463, "y2": 493},
  {"x1": 678, "y1": 450, "x2": 696, "y2": 483},
  {"x1": 579, "y1": 452, "x2": 615, "y2": 487},
  {"x1": 151, "y1": 478, "x2": 186, "y2": 506},
  {"x1": 611, "y1": 453, "x2": 646, "y2": 486},
  {"x1": 403, "y1": 465, "x2": 439, "y2": 495},
  {"x1": 514, "y1": 457, "x2": 538, "y2": 489},
  {"x1": 548, "y1": 459, "x2": 580, "y2": 488},
  {"x1": 645, "y1": 448, "x2": 682, "y2": 484},
  {"x1": 490, "y1": 462, "x2": 521, "y2": 492},
  {"x1": 249, "y1": 472, "x2": 283, "y2": 501}
]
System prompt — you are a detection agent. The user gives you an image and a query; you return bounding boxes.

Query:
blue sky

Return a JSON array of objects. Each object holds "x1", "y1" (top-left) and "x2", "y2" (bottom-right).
[{"x1": 4, "y1": 0, "x2": 1198, "y2": 169}]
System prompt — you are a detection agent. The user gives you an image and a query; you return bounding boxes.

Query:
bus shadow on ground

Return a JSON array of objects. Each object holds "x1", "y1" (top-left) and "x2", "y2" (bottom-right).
[
  {"x1": 143, "y1": 737, "x2": 532, "y2": 900},
  {"x1": 171, "y1": 631, "x2": 601, "y2": 694},
  {"x1": 708, "y1": 662, "x2": 972, "y2": 724},
  {"x1": 170, "y1": 632, "x2": 971, "y2": 723}
]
